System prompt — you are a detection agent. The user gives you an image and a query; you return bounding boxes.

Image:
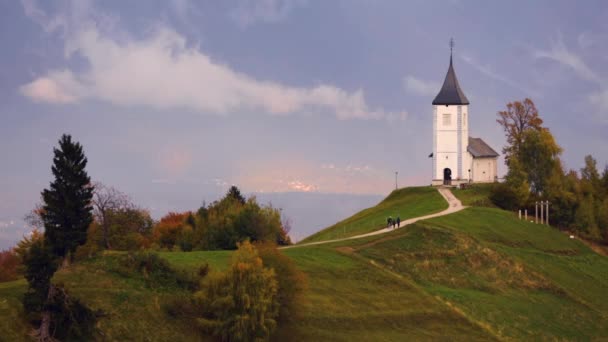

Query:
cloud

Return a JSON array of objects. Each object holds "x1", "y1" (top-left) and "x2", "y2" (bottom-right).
[
  {"x1": 533, "y1": 34, "x2": 602, "y2": 85},
  {"x1": 0, "y1": 220, "x2": 16, "y2": 229},
  {"x1": 20, "y1": 20, "x2": 398, "y2": 120},
  {"x1": 230, "y1": 0, "x2": 307, "y2": 28},
  {"x1": 287, "y1": 180, "x2": 316, "y2": 192},
  {"x1": 235, "y1": 158, "x2": 388, "y2": 194},
  {"x1": 403, "y1": 76, "x2": 439, "y2": 97},
  {"x1": 577, "y1": 32, "x2": 595, "y2": 50},
  {"x1": 533, "y1": 34, "x2": 608, "y2": 119},
  {"x1": 20, "y1": 0, "x2": 66, "y2": 33},
  {"x1": 19, "y1": 76, "x2": 77, "y2": 104},
  {"x1": 460, "y1": 53, "x2": 539, "y2": 97},
  {"x1": 158, "y1": 145, "x2": 193, "y2": 178},
  {"x1": 589, "y1": 89, "x2": 608, "y2": 118}
]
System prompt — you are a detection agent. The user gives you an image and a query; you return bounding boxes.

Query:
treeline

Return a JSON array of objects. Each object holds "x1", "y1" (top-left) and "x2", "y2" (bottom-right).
[
  {"x1": 78, "y1": 184, "x2": 291, "y2": 255},
  {"x1": 2, "y1": 134, "x2": 299, "y2": 341},
  {"x1": 490, "y1": 98, "x2": 608, "y2": 244},
  {"x1": 2, "y1": 185, "x2": 292, "y2": 281}
]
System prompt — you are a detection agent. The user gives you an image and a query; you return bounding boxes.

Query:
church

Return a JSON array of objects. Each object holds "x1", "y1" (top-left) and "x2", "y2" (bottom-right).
[{"x1": 431, "y1": 48, "x2": 499, "y2": 186}]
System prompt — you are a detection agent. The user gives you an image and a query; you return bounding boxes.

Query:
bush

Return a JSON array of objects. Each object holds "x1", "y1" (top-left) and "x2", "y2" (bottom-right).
[
  {"x1": 256, "y1": 242, "x2": 306, "y2": 323},
  {"x1": 22, "y1": 239, "x2": 58, "y2": 312},
  {"x1": 0, "y1": 249, "x2": 21, "y2": 282},
  {"x1": 195, "y1": 241, "x2": 278, "y2": 341},
  {"x1": 163, "y1": 294, "x2": 200, "y2": 319},
  {"x1": 115, "y1": 251, "x2": 198, "y2": 290},
  {"x1": 489, "y1": 183, "x2": 521, "y2": 211},
  {"x1": 45, "y1": 285, "x2": 99, "y2": 341}
]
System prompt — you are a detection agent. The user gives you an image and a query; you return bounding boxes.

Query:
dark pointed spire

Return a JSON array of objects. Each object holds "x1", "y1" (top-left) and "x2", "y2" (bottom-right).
[{"x1": 432, "y1": 39, "x2": 469, "y2": 106}]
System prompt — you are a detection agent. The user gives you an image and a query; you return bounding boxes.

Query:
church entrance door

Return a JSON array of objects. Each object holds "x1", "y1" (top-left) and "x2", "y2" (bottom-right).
[{"x1": 443, "y1": 168, "x2": 452, "y2": 185}]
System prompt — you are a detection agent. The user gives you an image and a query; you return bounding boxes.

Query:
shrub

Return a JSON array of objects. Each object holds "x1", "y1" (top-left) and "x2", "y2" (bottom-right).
[
  {"x1": 0, "y1": 249, "x2": 21, "y2": 282},
  {"x1": 163, "y1": 294, "x2": 200, "y2": 319},
  {"x1": 195, "y1": 241, "x2": 279, "y2": 341},
  {"x1": 44, "y1": 285, "x2": 99, "y2": 341},
  {"x1": 489, "y1": 183, "x2": 521, "y2": 211},
  {"x1": 115, "y1": 251, "x2": 198, "y2": 290},
  {"x1": 256, "y1": 242, "x2": 306, "y2": 323},
  {"x1": 22, "y1": 239, "x2": 58, "y2": 313}
]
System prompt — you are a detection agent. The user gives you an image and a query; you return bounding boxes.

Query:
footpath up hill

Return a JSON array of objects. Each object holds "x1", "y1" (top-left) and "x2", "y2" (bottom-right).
[
  {"x1": 300, "y1": 186, "x2": 447, "y2": 243},
  {"x1": 1, "y1": 186, "x2": 608, "y2": 340}
]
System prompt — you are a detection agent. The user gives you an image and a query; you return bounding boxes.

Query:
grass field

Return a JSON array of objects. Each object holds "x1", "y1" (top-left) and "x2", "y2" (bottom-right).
[
  {"x1": 300, "y1": 186, "x2": 447, "y2": 243},
  {"x1": 347, "y1": 207, "x2": 608, "y2": 340},
  {"x1": 1, "y1": 187, "x2": 608, "y2": 340},
  {"x1": 159, "y1": 250, "x2": 232, "y2": 271},
  {"x1": 450, "y1": 183, "x2": 496, "y2": 207}
]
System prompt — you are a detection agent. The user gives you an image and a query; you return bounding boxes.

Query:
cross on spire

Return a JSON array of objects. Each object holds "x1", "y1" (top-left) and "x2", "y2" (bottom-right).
[{"x1": 449, "y1": 38, "x2": 455, "y2": 58}]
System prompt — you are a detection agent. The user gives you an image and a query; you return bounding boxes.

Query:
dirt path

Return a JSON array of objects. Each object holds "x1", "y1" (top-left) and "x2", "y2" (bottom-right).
[{"x1": 283, "y1": 187, "x2": 464, "y2": 249}]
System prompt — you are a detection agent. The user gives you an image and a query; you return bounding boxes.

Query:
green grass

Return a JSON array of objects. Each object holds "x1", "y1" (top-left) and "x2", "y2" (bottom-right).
[
  {"x1": 0, "y1": 279, "x2": 30, "y2": 341},
  {"x1": 300, "y1": 186, "x2": 447, "y2": 243},
  {"x1": 0, "y1": 253, "x2": 227, "y2": 341},
  {"x1": 159, "y1": 250, "x2": 232, "y2": 271},
  {"x1": 346, "y1": 207, "x2": 608, "y2": 340},
  {"x1": 278, "y1": 246, "x2": 494, "y2": 341},
  {"x1": 450, "y1": 183, "x2": 496, "y2": 207}
]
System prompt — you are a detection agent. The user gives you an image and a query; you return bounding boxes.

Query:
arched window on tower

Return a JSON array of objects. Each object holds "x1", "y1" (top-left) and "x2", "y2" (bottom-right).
[{"x1": 463, "y1": 113, "x2": 467, "y2": 126}]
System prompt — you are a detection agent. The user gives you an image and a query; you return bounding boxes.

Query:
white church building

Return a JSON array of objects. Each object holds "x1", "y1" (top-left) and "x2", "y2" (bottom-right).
[{"x1": 431, "y1": 51, "x2": 499, "y2": 186}]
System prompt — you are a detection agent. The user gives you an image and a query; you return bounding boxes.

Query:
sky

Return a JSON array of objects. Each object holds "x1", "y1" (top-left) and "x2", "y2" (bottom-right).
[{"x1": 1, "y1": 0, "x2": 608, "y2": 248}]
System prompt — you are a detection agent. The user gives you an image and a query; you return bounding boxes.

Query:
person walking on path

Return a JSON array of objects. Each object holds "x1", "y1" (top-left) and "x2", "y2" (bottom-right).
[
  {"x1": 396, "y1": 216, "x2": 401, "y2": 228},
  {"x1": 387, "y1": 216, "x2": 392, "y2": 228}
]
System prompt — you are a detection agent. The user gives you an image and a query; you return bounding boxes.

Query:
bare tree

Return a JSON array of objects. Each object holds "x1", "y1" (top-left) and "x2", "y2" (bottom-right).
[
  {"x1": 92, "y1": 182, "x2": 131, "y2": 249},
  {"x1": 24, "y1": 203, "x2": 45, "y2": 231}
]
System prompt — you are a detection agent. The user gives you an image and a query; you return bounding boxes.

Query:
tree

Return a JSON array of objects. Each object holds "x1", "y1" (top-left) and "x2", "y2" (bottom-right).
[
  {"x1": 92, "y1": 182, "x2": 131, "y2": 249},
  {"x1": 22, "y1": 239, "x2": 59, "y2": 340},
  {"x1": 580, "y1": 155, "x2": 601, "y2": 199},
  {"x1": 496, "y1": 98, "x2": 544, "y2": 162},
  {"x1": 14, "y1": 229, "x2": 44, "y2": 262},
  {"x1": 106, "y1": 208, "x2": 154, "y2": 250},
  {"x1": 152, "y1": 212, "x2": 191, "y2": 249},
  {"x1": 41, "y1": 134, "x2": 94, "y2": 261},
  {"x1": 518, "y1": 128, "x2": 562, "y2": 195},
  {"x1": 601, "y1": 166, "x2": 608, "y2": 199},
  {"x1": 0, "y1": 249, "x2": 21, "y2": 282},
  {"x1": 256, "y1": 242, "x2": 306, "y2": 323},
  {"x1": 227, "y1": 185, "x2": 246, "y2": 205},
  {"x1": 502, "y1": 156, "x2": 530, "y2": 208},
  {"x1": 195, "y1": 241, "x2": 278, "y2": 341},
  {"x1": 24, "y1": 204, "x2": 45, "y2": 232}
]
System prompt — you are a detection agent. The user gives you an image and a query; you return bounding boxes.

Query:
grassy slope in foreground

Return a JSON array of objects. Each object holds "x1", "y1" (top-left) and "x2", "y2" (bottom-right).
[
  {"x1": 0, "y1": 255, "x2": 208, "y2": 341},
  {"x1": 0, "y1": 248, "x2": 494, "y2": 341},
  {"x1": 344, "y1": 207, "x2": 608, "y2": 340},
  {"x1": 300, "y1": 186, "x2": 447, "y2": 243}
]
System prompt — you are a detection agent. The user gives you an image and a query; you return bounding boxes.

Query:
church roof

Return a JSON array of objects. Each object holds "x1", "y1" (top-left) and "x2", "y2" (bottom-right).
[
  {"x1": 468, "y1": 137, "x2": 499, "y2": 158},
  {"x1": 432, "y1": 55, "x2": 470, "y2": 106}
]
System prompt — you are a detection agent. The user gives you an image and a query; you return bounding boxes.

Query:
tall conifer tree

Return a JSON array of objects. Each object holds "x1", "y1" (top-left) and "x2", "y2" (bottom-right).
[{"x1": 41, "y1": 134, "x2": 93, "y2": 260}]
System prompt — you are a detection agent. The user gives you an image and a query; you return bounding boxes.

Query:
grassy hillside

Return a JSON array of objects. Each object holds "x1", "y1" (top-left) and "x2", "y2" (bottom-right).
[
  {"x1": 277, "y1": 247, "x2": 494, "y2": 341},
  {"x1": 450, "y1": 183, "x2": 496, "y2": 207},
  {"x1": 2, "y1": 187, "x2": 608, "y2": 340},
  {"x1": 343, "y1": 207, "x2": 608, "y2": 340},
  {"x1": 0, "y1": 254, "x2": 208, "y2": 341},
  {"x1": 300, "y1": 187, "x2": 447, "y2": 243}
]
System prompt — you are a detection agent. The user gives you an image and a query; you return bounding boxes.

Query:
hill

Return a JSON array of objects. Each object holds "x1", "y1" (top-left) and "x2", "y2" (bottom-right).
[
  {"x1": 300, "y1": 186, "x2": 447, "y2": 243},
  {"x1": 1, "y1": 185, "x2": 607, "y2": 340}
]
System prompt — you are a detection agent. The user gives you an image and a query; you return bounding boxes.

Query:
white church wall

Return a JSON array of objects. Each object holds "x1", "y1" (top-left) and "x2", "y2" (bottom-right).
[
  {"x1": 433, "y1": 104, "x2": 469, "y2": 180},
  {"x1": 471, "y1": 157, "x2": 497, "y2": 183}
]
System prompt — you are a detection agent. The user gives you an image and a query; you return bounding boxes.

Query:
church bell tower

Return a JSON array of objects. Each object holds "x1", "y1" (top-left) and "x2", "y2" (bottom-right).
[{"x1": 432, "y1": 39, "x2": 470, "y2": 185}]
